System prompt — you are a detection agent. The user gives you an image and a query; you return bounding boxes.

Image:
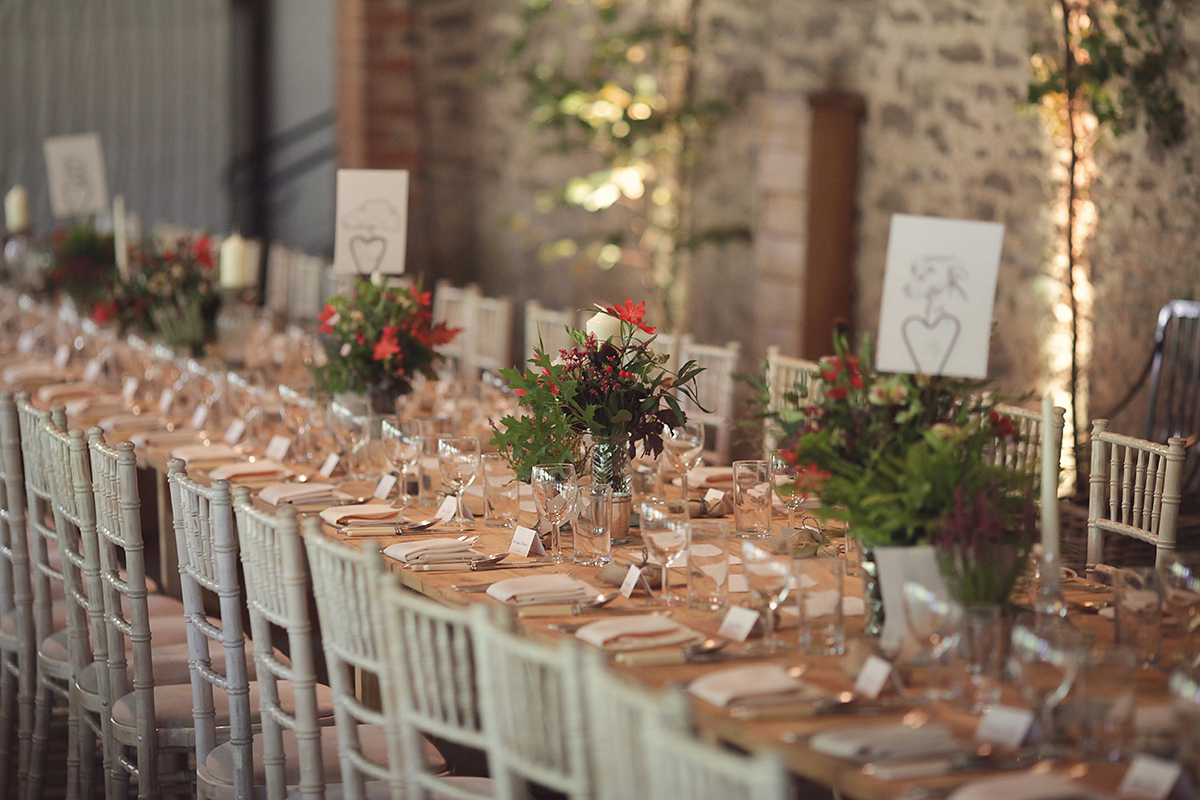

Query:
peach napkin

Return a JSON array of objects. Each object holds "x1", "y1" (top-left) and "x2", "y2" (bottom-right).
[
  {"x1": 170, "y1": 443, "x2": 240, "y2": 464},
  {"x1": 208, "y1": 459, "x2": 292, "y2": 481},
  {"x1": 383, "y1": 539, "x2": 482, "y2": 565},
  {"x1": 808, "y1": 723, "x2": 960, "y2": 762},
  {"x1": 574, "y1": 614, "x2": 699, "y2": 651},
  {"x1": 485, "y1": 575, "x2": 594, "y2": 606},
  {"x1": 688, "y1": 664, "x2": 817, "y2": 707},
  {"x1": 317, "y1": 504, "x2": 402, "y2": 527},
  {"x1": 259, "y1": 483, "x2": 352, "y2": 507}
]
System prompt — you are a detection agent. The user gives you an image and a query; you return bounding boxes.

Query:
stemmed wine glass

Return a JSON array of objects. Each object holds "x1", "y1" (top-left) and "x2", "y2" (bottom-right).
[
  {"x1": 663, "y1": 421, "x2": 705, "y2": 499},
  {"x1": 771, "y1": 451, "x2": 812, "y2": 530},
  {"x1": 1008, "y1": 622, "x2": 1090, "y2": 758},
  {"x1": 640, "y1": 499, "x2": 691, "y2": 606},
  {"x1": 279, "y1": 384, "x2": 317, "y2": 464},
  {"x1": 742, "y1": 530, "x2": 794, "y2": 653},
  {"x1": 327, "y1": 400, "x2": 372, "y2": 480},
  {"x1": 901, "y1": 581, "x2": 963, "y2": 700},
  {"x1": 438, "y1": 436, "x2": 480, "y2": 530},
  {"x1": 531, "y1": 463, "x2": 578, "y2": 564},
  {"x1": 381, "y1": 419, "x2": 422, "y2": 507}
]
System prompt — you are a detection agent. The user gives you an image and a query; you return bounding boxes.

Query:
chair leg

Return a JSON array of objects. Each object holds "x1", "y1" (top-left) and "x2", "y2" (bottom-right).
[
  {"x1": 109, "y1": 744, "x2": 130, "y2": 800},
  {"x1": 24, "y1": 677, "x2": 54, "y2": 800},
  {"x1": 0, "y1": 659, "x2": 15, "y2": 800},
  {"x1": 13, "y1": 655, "x2": 34, "y2": 799},
  {"x1": 64, "y1": 692, "x2": 81, "y2": 800}
]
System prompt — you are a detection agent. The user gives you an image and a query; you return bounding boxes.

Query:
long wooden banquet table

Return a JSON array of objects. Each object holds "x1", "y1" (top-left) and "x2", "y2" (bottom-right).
[{"x1": 5, "y1": 342, "x2": 1176, "y2": 800}]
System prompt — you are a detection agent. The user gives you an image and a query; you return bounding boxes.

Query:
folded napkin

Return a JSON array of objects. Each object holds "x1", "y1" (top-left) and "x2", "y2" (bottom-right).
[
  {"x1": 133, "y1": 429, "x2": 205, "y2": 450},
  {"x1": 98, "y1": 412, "x2": 166, "y2": 434},
  {"x1": 37, "y1": 382, "x2": 102, "y2": 405},
  {"x1": 208, "y1": 459, "x2": 292, "y2": 481},
  {"x1": 688, "y1": 664, "x2": 818, "y2": 707},
  {"x1": 318, "y1": 504, "x2": 401, "y2": 527},
  {"x1": 3, "y1": 363, "x2": 65, "y2": 386},
  {"x1": 259, "y1": 482, "x2": 353, "y2": 507},
  {"x1": 65, "y1": 395, "x2": 126, "y2": 419},
  {"x1": 171, "y1": 443, "x2": 240, "y2": 464},
  {"x1": 383, "y1": 539, "x2": 482, "y2": 565},
  {"x1": 808, "y1": 723, "x2": 960, "y2": 763},
  {"x1": 485, "y1": 575, "x2": 594, "y2": 606},
  {"x1": 686, "y1": 494, "x2": 733, "y2": 518},
  {"x1": 947, "y1": 772, "x2": 1102, "y2": 800},
  {"x1": 575, "y1": 614, "x2": 698, "y2": 651},
  {"x1": 692, "y1": 467, "x2": 733, "y2": 491}
]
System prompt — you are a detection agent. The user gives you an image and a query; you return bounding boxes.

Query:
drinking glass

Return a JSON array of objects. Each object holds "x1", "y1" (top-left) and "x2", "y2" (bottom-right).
[
  {"x1": 1115, "y1": 566, "x2": 1166, "y2": 667},
  {"x1": 742, "y1": 530, "x2": 793, "y2": 653},
  {"x1": 437, "y1": 436, "x2": 480, "y2": 531},
  {"x1": 687, "y1": 520, "x2": 731, "y2": 611},
  {"x1": 481, "y1": 453, "x2": 520, "y2": 527},
  {"x1": 1074, "y1": 645, "x2": 1138, "y2": 762},
  {"x1": 1008, "y1": 622, "x2": 1089, "y2": 757},
  {"x1": 733, "y1": 459, "x2": 773, "y2": 538},
  {"x1": 380, "y1": 419, "x2": 421, "y2": 506},
  {"x1": 531, "y1": 463, "x2": 578, "y2": 564},
  {"x1": 326, "y1": 400, "x2": 372, "y2": 480},
  {"x1": 641, "y1": 499, "x2": 691, "y2": 606},
  {"x1": 1162, "y1": 555, "x2": 1200, "y2": 667},
  {"x1": 663, "y1": 421, "x2": 705, "y2": 498},
  {"x1": 771, "y1": 451, "x2": 811, "y2": 531},
  {"x1": 902, "y1": 581, "x2": 963, "y2": 700},
  {"x1": 573, "y1": 483, "x2": 612, "y2": 566}
]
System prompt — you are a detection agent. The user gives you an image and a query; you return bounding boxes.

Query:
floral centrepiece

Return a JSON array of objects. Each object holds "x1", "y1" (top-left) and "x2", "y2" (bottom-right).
[
  {"x1": 310, "y1": 277, "x2": 459, "y2": 404},
  {"x1": 490, "y1": 299, "x2": 702, "y2": 482},
  {"x1": 44, "y1": 222, "x2": 118, "y2": 308},
  {"x1": 771, "y1": 334, "x2": 1038, "y2": 605}
]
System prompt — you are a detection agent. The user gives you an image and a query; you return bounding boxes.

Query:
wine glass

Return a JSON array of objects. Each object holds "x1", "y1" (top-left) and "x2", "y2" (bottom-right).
[
  {"x1": 901, "y1": 581, "x2": 963, "y2": 700},
  {"x1": 1008, "y1": 622, "x2": 1090, "y2": 758},
  {"x1": 641, "y1": 499, "x2": 691, "y2": 606},
  {"x1": 771, "y1": 451, "x2": 811, "y2": 531},
  {"x1": 1162, "y1": 554, "x2": 1200, "y2": 668},
  {"x1": 327, "y1": 400, "x2": 372, "y2": 480},
  {"x1": 438, "y1": 436, "x2": 480, "y2": 530},
  {"x1": 663, "y1": 421, "x2": 705, "y2": 499},
  {"x1": 381, "y1": 419, "x2": 421, "y2": 506},
  {"x1": 531, "y1": 463, "x2": 578, "y2": 564},
  {"x1": 279, "y1": 384, "x2": 316, "y2": 463},
  {"x1": 741, "y1": 530, "x2": 793, "y2": 653}
]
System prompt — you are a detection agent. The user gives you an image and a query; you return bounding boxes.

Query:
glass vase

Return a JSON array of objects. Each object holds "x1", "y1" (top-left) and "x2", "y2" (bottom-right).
[
  {"x1": 589, "y1": 433, "x2": 632, "y2": 545},
  {"x1": 861, "y1": 547, "x2": 884, "y2": 638}
]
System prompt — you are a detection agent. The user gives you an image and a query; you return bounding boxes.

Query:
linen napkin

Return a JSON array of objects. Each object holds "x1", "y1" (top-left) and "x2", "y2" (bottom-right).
[
  {"x1": 574, "y1": 614, "x2": 699, "y2": 651},
  {"x1": 171, "y1": 443, "x2": 240, "y2": 465},
  {"x1": 259, "y1": 482, "x2": 353, "y2": 507},
  {"x1": 318, "y1": 504, "x2": 401, "y2": 527},
  {"x1": 134, "y1": 430, "x2": 204, "y2": 450},
  {"x1": 208, "y1": 459, "x2": 292, "y2": 481},
  {"x1": 2, "y1": 362, "x2": 62, "y2": 386},
  {"x1": 98, "y1": 412, "x2": 168, "y2": 434},
  {"x1": 688, "y1": 664, "x2": 820, "y2": 707},
  {"x1": 947, "y1": 772, "x2": 1102, "y2": 800},
  {"x1": 383, "y1": 539, "x2": 482, "y2": 565},
  {"x1": 37, "y1": 382, "x2": 104, "y2": 405},
  {"x1": 485, "y1": 575, "x2": 595, "y2": 606},
  {"x1": 808, "y1": 723, "x2": 960, "y2": 763}
]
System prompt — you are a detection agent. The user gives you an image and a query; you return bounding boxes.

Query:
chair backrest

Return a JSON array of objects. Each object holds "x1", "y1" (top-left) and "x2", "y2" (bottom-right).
[
  {"x1": 581, "y1": 649, "x2": 689, "y2": 800},
  {"x1": 468, "y1": 294, "x2": 513, "y2": 375},
  {"x1": 233, "y1": 490, "x2": 326, "y2": 800},
  {"x1": 644, "y1": 716, "x2": 790, "y2": 800},
  {"x1": 1143, "y1": 300, "x2": 1200, "y2": 489},
  {"x1": 0, "y1": 392, "x2": 34, "y2": 765},
  {"x1": 1087, "y1": 419, "x2": 1187, "y2": 576},
  {"x1": 524, "y1": 300, "x2": 576, "y2": 363},
  {"x1": 990, "y1": 400, "x2": 1066, "y2": 492},
  {"x1": 763, "y1": 346, "x2": 821, "y2": 453},
  {"x1": 88, "y1": 431, "x2": 159, "y2": 794},
  {"x1": 432, "y1": 281, "x2": 480, "y2": 371},
  {"x1": 302, "y1": 523, "x2": 406, "y2": 798},
  {"x1": 677, "y1": 337, "x2": 742, "y2": 464},
  {"x1": 380, "y1": 576, "x2": 489, "y2": 800},
  {"x1": 166, "y1": 459, "x2": 252, "y2": 800},
  {"x1": 471, "y1": 605, "x2": 591, "y2": 800}
]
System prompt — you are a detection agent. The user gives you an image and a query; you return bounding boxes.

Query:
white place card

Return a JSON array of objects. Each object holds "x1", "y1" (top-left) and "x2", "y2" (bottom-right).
[
  {"x1": 704, "y1": 488, "x2": 725, "y2": 504},
  {"x1": 718, "y1": 605, "x2": 759, "y2": 643},
  {"x1": 974, "y1": 705, "x2": 1034, "y2": 748},
  {"x1": 334, "y1": 169, "x2": 409, "y2": 276},
  {"x1": 876, "y1": 214, "x2": 1004, "y2": 378},
  {"x1": 223, "y1": 419, "x2": 246, "y2": 446},
  {"x1": 620, "y1": 565, "x2": 642, "y2": 598},
  {"x1": 53, "y1": 344, "x2": 70, "y2": 369},
  {"x1": 728, "y1": 574, "x2": 749, "y2": 594},
  {"x1": 854, "y1": 654, "x2": 893, "y2": 700},
  {"x1": 509, "y1": 525, "x2": 539, "y2": 558},
  {"x1": 122, "y1": 376, "x2": 139, "y2": 401},
  {"x1": 435, "y1": 495, "x2": 459, "y2": 522},
  {"x1": 44, "y1": 133, "x2": 109, "y2": 218},
  {"x1": 16, "y1": 332, "x2": 34, "y2": 354},
  {"x1": 373, "y1": 474, "x2": 397, "y2": 500},
  {"x1": 83, "y1": 358, "x2": 103, "y2": 383},
  {"x1": 318, "y1": 453, "x2": 340, "y2": 478},
  {"x1": 190, "y1": 405, "x2": 209, "y2": 430},
  {"x1": 157, "y1": 389, "x2": 175, "y2": 416},
  {"x1": 1119, "y1": 755, "x2": 1183, "y2": 800},
  {"x1": 265, "y1": 435, "x2": 292, "y2": 462}
]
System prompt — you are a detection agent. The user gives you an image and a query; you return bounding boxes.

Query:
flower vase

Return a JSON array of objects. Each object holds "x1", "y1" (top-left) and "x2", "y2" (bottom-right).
[{"x1": 590, "y1": 433, "x2": 632, "y2": 545}]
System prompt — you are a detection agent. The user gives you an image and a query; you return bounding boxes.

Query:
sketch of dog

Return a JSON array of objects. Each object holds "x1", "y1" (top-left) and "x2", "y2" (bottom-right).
[{"x1": 902, "y1": 255, "x2": 968, "y2": 323}]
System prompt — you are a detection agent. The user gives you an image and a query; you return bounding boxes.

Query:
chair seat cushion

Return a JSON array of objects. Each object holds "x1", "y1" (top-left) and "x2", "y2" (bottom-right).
[
  {"x1": 111, "y1": 679, "x2": 335, "y2": 733},
  {"x1": 9, "y1": 591, "x2": 185, "y2": 647},
  {"x1": 199, "y1": 723, "x2": 448, "y2": 788},
  {"x1": 38, "y1": 608, "x2": 193, "y2": 665}
]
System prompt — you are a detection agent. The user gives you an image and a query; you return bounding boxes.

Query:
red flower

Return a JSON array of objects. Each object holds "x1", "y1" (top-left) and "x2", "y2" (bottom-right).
[
  {"x1": 605, "y1": 298, "x2": 656, "y2": 335},
  {"x1": 317, "y1": 304, "x2": 338, "y2": 334},
  {"x1": 355, "y1": 332, "x2": 366, "y2": 345},
  {"x1": 373, "y1": 325, "x2": 401, "y2": 361},
  {"x1": 819, "y1": 356, "x2": 842, "y2": 383},
  {"x1": 92, "y1": 300, "x2": 116, "y2": 325},
  {"x1": 990, "y1": 411, "x2": 1016, "y2": 438},
  {"x1": 191, "y1": 236, "x2": 214, "y2": 268},
  {"x1": 826, "y1": 386, "x2": 848, "y2": 400}
]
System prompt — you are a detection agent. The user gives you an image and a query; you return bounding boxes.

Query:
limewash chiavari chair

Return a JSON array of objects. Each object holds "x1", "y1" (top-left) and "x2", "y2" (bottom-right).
[
  {"x1": 523, "y1": 300, "x2": 575, "y2": 363},
  {"x1": 469, "y1": 294, "x2": 513, "y2": 377},
  {"x1": 0, "y1": 393, "x2": 33, "y2": 800},
  {"x1": 433, "y1": 281, "x2": 480, "y2": 376},
  {"x1": 644, "y1": 716, "x2": 791, "y2": 800},
  {"x1": 1087, "y1": 419, "x2": 1186, "y2": 578},
  {"x1": 471, "y1": 605, "x2": 592, "y2": 800},
  {"x1": 762, "y1": 346, "x2": 821, "y2": 454},
  {"x1": 989, "y1": 401, "x2": 1066, "y2": 491},
  {"x1": 676, "y1": 337, "x2": 742, "y2": 465}
]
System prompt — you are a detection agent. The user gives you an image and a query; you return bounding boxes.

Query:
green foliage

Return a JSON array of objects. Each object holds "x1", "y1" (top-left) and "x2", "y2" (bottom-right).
[{"x1": 43, "y1": 221, "x2": 117, "y2": 307}]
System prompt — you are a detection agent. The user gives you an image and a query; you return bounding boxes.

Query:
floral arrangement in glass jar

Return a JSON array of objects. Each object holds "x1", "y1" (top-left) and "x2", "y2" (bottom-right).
[
  {"x1": 310, "y1": 277, "x2": 459, "y2": 407},
  {"x1": 490, "y1": 299, "x2": 703, "y2": 481}
]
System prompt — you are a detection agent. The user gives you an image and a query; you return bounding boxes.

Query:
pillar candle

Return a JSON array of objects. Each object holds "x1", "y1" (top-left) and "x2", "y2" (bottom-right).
[
  {"x1": 4, "y1": 185, "x2": 29, "y2": 234},
  {"x1": 220, "y1": 232, "x2": 247, "y2": 288},
  {"x1": 1040, "y1": 393, "x2": 1060, "y2": 562},
  {"x1": 113, "y1": 195, "x2": 129, "y2": 280},
  {"x1": 584, "y1": 310, "x2": 621, "y2": 341}
]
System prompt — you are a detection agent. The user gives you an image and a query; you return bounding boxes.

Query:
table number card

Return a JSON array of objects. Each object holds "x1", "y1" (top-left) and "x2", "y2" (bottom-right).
[
  {"x1": 265, "y1": 435, "x2": 292, "y2": 462},
  {"x1": 44, "y1": 133, "x2": 109, "y2": 219},
  {"x1": 876, "y1": 214, "x2": 1005, "y2": 379},
  {"x1": 718, "y1": 605, "x2": 759, "y2": 642},
  {"x1": 333, "y1": 169, "x2": 409, "y2": 276}
]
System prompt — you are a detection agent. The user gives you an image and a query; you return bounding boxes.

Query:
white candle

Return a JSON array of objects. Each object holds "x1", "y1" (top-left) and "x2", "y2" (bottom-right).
[
  {"x1": 220, "y1": 232, "x2": 247, "y2": 288},
  {"x1": 113, "y1": 195, "x2": 129, "y2": 280},
  {"x1": 4, "y1": 185, "x2": 29, "y2": 234},
  {"x1": 1040, "y1": 393, "x2": 1060, "y2": 562},
  {"x1": 584, "y1": 311, "x2": 621, "y2": 341}
]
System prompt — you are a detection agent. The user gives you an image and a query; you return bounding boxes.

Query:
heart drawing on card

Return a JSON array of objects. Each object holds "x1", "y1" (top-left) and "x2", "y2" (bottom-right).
[
  {"x1": 901, "y1": 314, "x2": 960, "y2": 374},
  {"x1": 349, "y1": 235, "x2": 387, "y2": 274}
]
